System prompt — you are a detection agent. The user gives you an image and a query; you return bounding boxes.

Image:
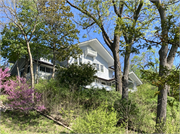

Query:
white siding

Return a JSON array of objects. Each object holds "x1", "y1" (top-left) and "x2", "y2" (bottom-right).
[{"x1": 68, "y1": 45, "x2": 112, "y2": 80}]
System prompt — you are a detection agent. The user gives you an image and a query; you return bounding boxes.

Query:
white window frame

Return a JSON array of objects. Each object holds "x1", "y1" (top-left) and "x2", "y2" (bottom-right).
[
  {"x1": 101, "y1": 65, "x2": 104, "y2": 72},
  {"x1": 97, "y1": 64, "x2": 99, "y2": 71},
  {"x1": 79, "y1": 57, "x2": 82, "y2": 64}
]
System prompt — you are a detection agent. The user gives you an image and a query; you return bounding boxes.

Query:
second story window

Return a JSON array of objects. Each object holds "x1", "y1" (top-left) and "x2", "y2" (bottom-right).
[
  {"x1": 101, "y1": 65, "x2": 104, "y2": 72},
  {"x1": 97, "y1": 64, "x2": 99, "y2": 71},
  {"x1": 93, "y1": 63, "x2": 96, "y2": 69},
  {"x1": 74, "y1": 58, "x2": 78, "y2": 64},
  {"x1": 79, "y1": 58, "x2": 82, "y2": 64}
]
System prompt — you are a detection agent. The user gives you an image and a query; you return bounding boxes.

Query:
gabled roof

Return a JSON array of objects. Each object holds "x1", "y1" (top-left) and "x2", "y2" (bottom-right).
[
  {"x1": 128, "y1": 71, "x2": 143, "y2": 86},
  {"x1": 78, "y1": 38, "x2": 114, "y2": 66}
]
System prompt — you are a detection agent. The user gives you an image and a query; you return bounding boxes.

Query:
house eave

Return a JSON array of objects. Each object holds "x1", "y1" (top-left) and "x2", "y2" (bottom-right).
[
  {"x1": 79, "y1": 38, "x2": 114, "y2": 66},
  {"x1": 128, "y1": 71, "x2": 143, "y2": 86}
]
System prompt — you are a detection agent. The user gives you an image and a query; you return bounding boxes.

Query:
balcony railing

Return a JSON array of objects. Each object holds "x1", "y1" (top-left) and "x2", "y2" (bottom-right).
[{"x1": 85, "y1": 48, "x2": 97, "y2": 57}]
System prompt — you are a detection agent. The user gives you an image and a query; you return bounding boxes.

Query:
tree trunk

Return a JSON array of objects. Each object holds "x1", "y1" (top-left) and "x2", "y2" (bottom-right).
[
  {"x1": 122, "y1": 44, "x2": 131, "y2": 100},
  {"x1": 36, "y1": 59, "x2": 39, "y2": 84},
  {"x1": 52, "y1": 42, "x2": 56, "y2": 79},
  {"x1": 112, "y1": 35, "x2": 122, "y2": 93},
  {"x1": 22, "y1": 56, "x2": 29, "y2": 78},
  {"x1": 16, "y1": 59, "x2": 20, "y2": 78},
  {"x1": 155, "y1": 42, "x2": 168, "y2": 131},
  {"x1": 26, "y1": 41, "x2": 34, "y2": 102},
  {"x1": 26, "y1": 41, "x2": 34, "y2": 88}
]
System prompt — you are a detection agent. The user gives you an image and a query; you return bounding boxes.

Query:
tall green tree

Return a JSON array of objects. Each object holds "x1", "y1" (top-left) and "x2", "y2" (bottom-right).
[
  {"x1": 146, "y1": 0, "x2": 180, "y2": 132},
  {"x1": 41, "y1": 0, "x2": 82, "y2": 78},
  {"x1": 117, "y1": 0, "x2": 156, "y2": 100},
  {"x1": 66, "y1": 0, "x2": 123, "y2": 93},
  {"x1": 1, "y1": 24, "x2": 27, "y2": 78},
  {"x1": 0, "y1": 0, "x2": 45, "y2": 89},
  {"x1": 66, "y1": 0, "x2": 155, "y2": 98}
]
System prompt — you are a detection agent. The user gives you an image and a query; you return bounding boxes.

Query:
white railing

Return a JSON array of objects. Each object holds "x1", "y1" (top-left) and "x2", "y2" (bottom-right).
[{"x1": 85, "y1": 48, "x2": 97, "y2": 57}]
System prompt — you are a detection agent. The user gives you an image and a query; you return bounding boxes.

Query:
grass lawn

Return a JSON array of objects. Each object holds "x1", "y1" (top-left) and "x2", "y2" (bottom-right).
[{"x1": 0, "y1": 110, "x2": 70, "y2": 134}]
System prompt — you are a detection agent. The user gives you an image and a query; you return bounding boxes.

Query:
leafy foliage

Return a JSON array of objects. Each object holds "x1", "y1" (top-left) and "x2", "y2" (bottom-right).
[
  {"x1": 0, "y1": 67, "x2": 45, "y2": 113},
  {"x1": 141, "y1": 67, "x2": 180, "y2": 100},
  {"x1": 72, "y1": 103, "x2": 119, "y2": 134},
  {"x1": 42, "y1": 0, "x2": 82, "y2": 62},
  {"x1": 114, "y1": 98, "x2": 140, "y2": 127},
  {"x1": 1, "y1": 24, "x2": 27, "y2": 62},
  {"x1": 130, "y1": 49, "x2": 159, "y2": 78},
  {"x1": 56, "y1": 63, "x2": 97, "y2": 90}
]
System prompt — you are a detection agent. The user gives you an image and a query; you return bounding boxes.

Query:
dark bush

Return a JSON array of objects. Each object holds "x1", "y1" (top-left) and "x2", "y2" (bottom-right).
[{"x1": 56, "y1": 63, "x2": 97, "y2": 91}]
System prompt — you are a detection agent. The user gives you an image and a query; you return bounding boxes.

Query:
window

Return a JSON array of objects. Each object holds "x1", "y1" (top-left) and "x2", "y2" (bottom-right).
[
  {"x1": 79, "y1": 58, "x2": 82, "y2": 64},
  {"x1": 74, "y1": 58, "x2": 78, "y2": 64},
  {"x1": 50, "y1": 69, "x2": 53, "y2": 73},
  {"x1": 101, "y1": 65, "x2": 104, "y2": 72},
  {"x1": 93, "y1": 63, "x2": 96, "y2": 69},
  {"x1": 97, "y1": 64, "x2": 99, "y2": 71},
  {"x1": 46, "y1": 67, "x2": 51, "y2": 73},
  {"x1": 101, "y1": 82, "x2": 106, "y2": 85},
  {"x1": 40, "y1": 66, "x2": 45, "y2": 72},
  {"x1": 107, "y1": 82, "x2": 111, "y2": 86}
]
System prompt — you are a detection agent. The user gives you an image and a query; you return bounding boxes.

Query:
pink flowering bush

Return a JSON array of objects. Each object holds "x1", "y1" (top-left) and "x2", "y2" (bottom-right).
[
  {"x1": 0, "y1": 68, "x2": 10, "y2": 90},
  {"x1": 0, "y1": 67, "x2": 45, "y2": 113}
]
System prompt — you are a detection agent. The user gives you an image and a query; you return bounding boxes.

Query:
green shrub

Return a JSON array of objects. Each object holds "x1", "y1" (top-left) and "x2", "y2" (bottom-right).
[
  {"x1": 165, "y1": 118, "x2": 180, "y2": 133},
  {"x1": 75, "y1": 87, "x2": 120, "y2": 108},
  {"x1": 0, "y1": 94, "x2": 8, "y2": 103},
  {"x1": 72, "y1": 103, "x2": 120, "y2": 134},
  {"x1": 114, "y1": 98, "x2": 140, "y2": 129},
  {"x1": 56, "y1": 63, "x2": 97, "y2": 91}
]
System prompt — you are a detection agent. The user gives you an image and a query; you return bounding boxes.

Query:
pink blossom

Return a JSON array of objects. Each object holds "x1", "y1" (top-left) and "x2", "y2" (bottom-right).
[{"x1": 0, "y1": 67, "x2": 45, "y2": 113}]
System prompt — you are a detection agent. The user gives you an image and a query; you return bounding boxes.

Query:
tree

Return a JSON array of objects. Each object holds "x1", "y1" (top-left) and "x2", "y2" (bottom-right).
[
  {"x1": 56, "y1": 63, "x2": 97, "y2": 91},
  {"x1": 130, "y1": 49, "x2": 159, "y2": 78},
  {"x1": 66, "y1": 0, "x2": 156, "y2": 98},
  {"x1": 1, "y1": 22, "x2": 49, "y2": 81},
  {"x1": 146, "y1": 0, "x2": 180, "y2": 132},
  {"x1": 66, "y1": 0, "x2": 123, "y2": 93},
  {"x1": 1, "y1": 24, "x2": 28, "y2": 78},
  {"x1": 118, "y1": 0, "x2": 156, "y2": 100},
  {"x1": 0, "y1": 0, "x2": 45, "y2": 89},
  {"x1": 41, "y1": 0, "x2": 82, "y2": 79}
]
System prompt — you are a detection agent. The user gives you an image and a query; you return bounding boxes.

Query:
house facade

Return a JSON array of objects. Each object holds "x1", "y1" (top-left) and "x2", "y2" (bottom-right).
[{"x1": 10, "y1": 38, "x2": 142, "y2": 91}]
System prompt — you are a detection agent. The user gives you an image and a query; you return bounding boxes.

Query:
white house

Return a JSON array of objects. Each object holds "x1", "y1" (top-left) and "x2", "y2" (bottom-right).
[{"x1": 10, "y1": 38, "x2": 142, "y2": 91}]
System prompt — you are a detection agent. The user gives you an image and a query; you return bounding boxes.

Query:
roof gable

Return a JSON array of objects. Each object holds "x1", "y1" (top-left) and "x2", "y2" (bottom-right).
[
  {"x1": 128, "y1": 71, "x2": 143, "y2": 86},
  {"x1": 79, "y1": 38, "x2": 114, "y2": 66}
]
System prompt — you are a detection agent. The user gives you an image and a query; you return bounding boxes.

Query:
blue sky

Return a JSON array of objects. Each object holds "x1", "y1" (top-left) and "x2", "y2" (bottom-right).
[
  {"x1": 71, "y1": 1, "x2": 180, "y2": 70},
  {"x1": 0, "y1": 0, "x2": 179, "y2": 69}
]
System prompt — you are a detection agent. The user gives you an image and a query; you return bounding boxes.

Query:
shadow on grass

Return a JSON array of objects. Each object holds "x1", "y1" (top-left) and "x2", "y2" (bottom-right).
[{"x1": 1, "y1": 110, "x2": 69, "y2": 133}]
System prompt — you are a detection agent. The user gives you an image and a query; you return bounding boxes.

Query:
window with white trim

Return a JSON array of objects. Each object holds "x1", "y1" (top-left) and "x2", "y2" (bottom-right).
[
  {"x1": 97, "y1": 64, "x2": 99, "y2": 71},
  {"x1": 79, "y1": 57, "x2": 82, "y2": 64},
  {"x1": 74, "y1": 58, "x2": 78, "y2": 64},
  {"x1": 93, "y1": 63, "x2": 96, "y2": 69},
  {"x1": 101, "y1": 65, "x2": 104, "y2": 72}
]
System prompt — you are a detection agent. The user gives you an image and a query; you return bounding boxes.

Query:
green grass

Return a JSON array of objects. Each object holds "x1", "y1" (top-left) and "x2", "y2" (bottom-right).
[
  {"x1": 1, "y1": 80, "x2": 179, "y2": 134},
  {"x1": 0, "y1": 110, "x2": 70, "y2": 134}
]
